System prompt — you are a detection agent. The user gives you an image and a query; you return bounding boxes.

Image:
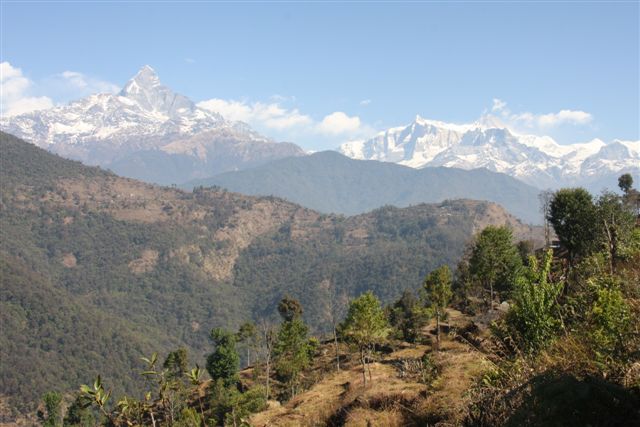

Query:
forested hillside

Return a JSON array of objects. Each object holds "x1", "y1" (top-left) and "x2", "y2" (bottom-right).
[
  {"x1": 186, "y1": 151, "x2": 543, "y2": 224},
  {"x1": 0, "y1": 132, "x2": 541, "y2": 417},
  {"x1": 34, "y1": 174, "x2": 638, "y2": 427},
  {"x1": 27, "y1": 173, "x2": 640, "y2": 427}
]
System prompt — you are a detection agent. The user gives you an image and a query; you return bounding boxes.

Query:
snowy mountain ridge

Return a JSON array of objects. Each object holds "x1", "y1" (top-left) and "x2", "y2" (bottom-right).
[
  {"x1": 1, "y1": 66, "x2": 635, "y2": 190},
  {"x1": 339, "y1": 115, "x2": 639, "y2": 189},
  {"x1": 0, "y1": 66, "x2": 304, "y2": 184},
  {"x1": 0, "y1": 65, "x2": 265, "y2": 147}
]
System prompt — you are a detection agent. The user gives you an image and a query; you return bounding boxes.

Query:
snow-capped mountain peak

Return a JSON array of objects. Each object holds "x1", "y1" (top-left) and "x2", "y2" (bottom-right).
[
  {"x1": 120, "y1": 66, "x2": 161, "y2": 99},
  {"x1": 119, "y1": 65, "x2": 196, "y2": 117},
  {"x1": 413, "y1": 115, "x2": 473, "y2": 133},
  {"x1": 0, "y1": 67, "x2": 305, "y2": 184},
  {"x1": 121, "y1": 65, "x2": 161, "y2": 93},
  {"x1": 0, "y1": 66, "x2": 229, "y2": 148},
  {"x1": 339, "y1": 115, "x2": 639, "y2": 190},
  {"x1": 472, "y1": 114, "x2": 508, "y2": 131}
]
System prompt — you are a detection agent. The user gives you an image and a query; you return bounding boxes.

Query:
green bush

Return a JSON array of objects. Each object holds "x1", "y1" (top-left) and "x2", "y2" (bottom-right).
[
  {"x1": 588, "y1": 277, "x2": 631, "y2": 362},
  {"x1": 507, "y1": 250, "x2": 563, "y2": 353}
]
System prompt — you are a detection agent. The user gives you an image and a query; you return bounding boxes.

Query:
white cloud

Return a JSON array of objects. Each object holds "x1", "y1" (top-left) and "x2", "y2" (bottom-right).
[
  {"x1": 0, "y1": 62, "x2": 22, "y2": 80},
  {"x1": 2, "y1": 97, "x2": 54, "y2": 117},
  {"x1": 360, "y1": 99, "x2": 372, "y2": 106},
  {"x1": 490, "y1": 98, "x2": 593, "y2": 131},
  {"x1": 316, "y1": 111, "x2": 362, "y2": 135},
  {"x1": 198, "y1": 97, "x2": 376, "y2": 150},
  {"x1": 198, "y1": 98, "x2": 313, "y2": 131},
  {"x1": 199, "y1": 99, "x2": 251, "y2": 121},
  {"x1": 60, "y1": 71, "x2": 119, "y2": 93},
  {"x1": 1, "y1": 62, "x2": 54, "y2": 117},
  {"x1": 198, "y1": 99, "x2": 369, "y2": 136},
  {"x1": 537, "y1": 110, "x2": 593, "y2": 127},
  {"x1": 0, "y1": 62, "x2": 121, "y2": 117},
  {"x1": 47, "y1": 70, "x2": 119, "y2": 98}
]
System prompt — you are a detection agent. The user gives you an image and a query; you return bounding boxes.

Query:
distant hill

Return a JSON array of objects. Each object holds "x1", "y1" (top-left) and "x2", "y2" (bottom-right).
[
  {"x1": 187, "y1": 151, "x2": 543, "y2": 224},
  {"x1": 0, "y1": 132, "x2": 540, "y2": 415}
]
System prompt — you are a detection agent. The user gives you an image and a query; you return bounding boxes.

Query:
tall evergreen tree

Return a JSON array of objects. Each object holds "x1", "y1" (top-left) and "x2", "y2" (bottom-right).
[
  {"x1": 38, "y1": 391, "x2": 62, "y2": 427},
  {"x1": 206, "y1": 328, "x2": 240, "y2": 388},
  {"x1": 273, "y1": 297, "x2": 312, "y2": 397},
  {"x1": 469, "y1": 226, "x2": 522, "y2": 307},
  {"x1": 163, "y1": 347, "x2": 188, "y2": 379},
  {"x1": 423, "y1": 265, "x2": 453, "y2": 346},
  {"x1": 340, "y1": 291, "x2": 389, "y2": 386}
]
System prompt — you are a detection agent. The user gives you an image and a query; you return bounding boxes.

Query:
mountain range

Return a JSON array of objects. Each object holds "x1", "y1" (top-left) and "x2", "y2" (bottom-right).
[
  {"x1": 0, "y1": 66, "x2": 304, "y2": 185},
  {"x1": 1, "y1": 64, "x2": 636, "y2": 228},
  {"x1": 3, "y1": 65, "x2": 637, "y2": 195},
  {"x1": 188, "y1": 151, "x2": 543, "y2": 224},
  {"x1": 339, "y1": 115, "x2": 639, "y2": 191}
]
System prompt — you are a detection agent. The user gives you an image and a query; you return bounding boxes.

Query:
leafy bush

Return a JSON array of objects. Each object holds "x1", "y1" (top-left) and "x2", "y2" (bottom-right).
[
  {"x1": 587, "y1": 277, "x2": 631, "y2": 362},
  {"x1": 506, "y1": 250, "x2": 563, "y2": 353}
]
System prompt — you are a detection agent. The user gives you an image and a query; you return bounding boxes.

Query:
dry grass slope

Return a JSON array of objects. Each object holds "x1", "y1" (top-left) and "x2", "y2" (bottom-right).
[{"x1": 248, "y1": 309, "x2": 493, "y2": 427}]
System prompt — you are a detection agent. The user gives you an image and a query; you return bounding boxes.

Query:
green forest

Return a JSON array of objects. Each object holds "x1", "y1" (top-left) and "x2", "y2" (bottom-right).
[
  {"x1": 32, "y1": 173, "x2": 640, "y2": 426},
  {"x1": 0, "y1": 132, "x2": 537, "y2": 419}
]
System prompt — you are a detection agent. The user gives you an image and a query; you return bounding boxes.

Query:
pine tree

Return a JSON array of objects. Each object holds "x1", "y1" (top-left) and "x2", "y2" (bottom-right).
[
  {"x1": 38, "y1": 391, "x2": 62, "y2": 427},
  {"x1": 389, "y1": 290, "x2": 427, "y2": 343},
  {"x1": 423, "y1": 265, "x2": 453, "y2": 346},
  {"x1": 163, "y1": 347, "x2": 188, "y2": 379},
  {"x1": 273, "y1": 297, "x2": 312, "y2": 397},
  {"x1": 469, "y1": 225, "x2": 522, "y2": 307},
  {"x1": 340, "y1": 291, "x2": 389, "y2": 386},
  {"x1": 206, "y1": 328, "x2": 240, "y2": 388}
]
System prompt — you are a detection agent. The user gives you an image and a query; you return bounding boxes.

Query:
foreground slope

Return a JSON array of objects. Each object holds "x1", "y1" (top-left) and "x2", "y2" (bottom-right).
[
  {"x1": 246, "y1": 309, "x2": 496, "y2": 426},
  {"x1": 0, "y1": 132, "x2": 540, "y2": 414},
  {"x1": 187, "y1": 151, "x2": 543, "y2": 224},
  {"x1": 248, "y1": 306, "x2": 640, "y2": 427}
]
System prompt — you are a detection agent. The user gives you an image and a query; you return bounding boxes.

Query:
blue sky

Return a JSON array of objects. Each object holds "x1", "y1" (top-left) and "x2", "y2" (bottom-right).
[{"x1": 1, "y1": 2, "x2": 638, "y2": 150}]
